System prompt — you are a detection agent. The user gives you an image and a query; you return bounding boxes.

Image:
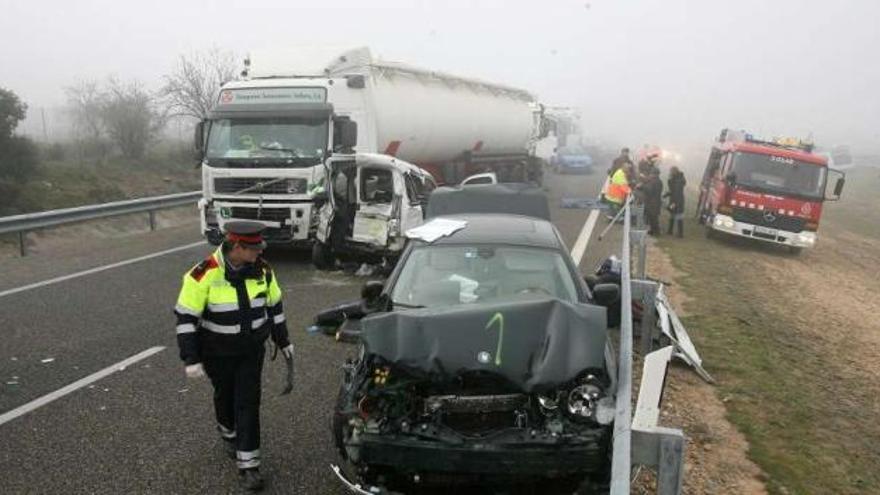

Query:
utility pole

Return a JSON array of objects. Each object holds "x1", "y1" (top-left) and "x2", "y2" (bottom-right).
[{"x1": 41, "y1": 107, "x2": 49, "y2": 142}]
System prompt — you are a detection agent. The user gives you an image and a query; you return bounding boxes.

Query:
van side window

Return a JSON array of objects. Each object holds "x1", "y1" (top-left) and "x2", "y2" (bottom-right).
[
  {"x1": 361, "y1": 168, "x2": 393, "y2": 203},
  {"x1": 403, "y1": 173, "x2": 419, "y2": 203}
]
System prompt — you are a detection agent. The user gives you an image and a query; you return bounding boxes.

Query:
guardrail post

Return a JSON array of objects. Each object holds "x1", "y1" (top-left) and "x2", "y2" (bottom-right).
[
  {"x1": 632, "y1": 280, "x2": 659, "y2": 355},
  {"x1": 148, "y1": 211, "x2": 156, "y2": 231},
  {"x1": 19, "y1": 231, "x2": 27, "y2": 257},
  {"x1": 658, "y1": 433, "x2": 685, "y2": 495}
]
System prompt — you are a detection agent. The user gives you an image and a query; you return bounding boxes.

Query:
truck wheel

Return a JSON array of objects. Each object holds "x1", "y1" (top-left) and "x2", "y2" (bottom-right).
[{"x1": 312, "y1": 241, "x2": 334, "y2": 270}]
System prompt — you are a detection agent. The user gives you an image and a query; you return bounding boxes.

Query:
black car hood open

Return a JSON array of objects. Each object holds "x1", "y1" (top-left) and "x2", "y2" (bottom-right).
[{"x1": 360, "y1": 297, "x2": 607, "y2": 393}]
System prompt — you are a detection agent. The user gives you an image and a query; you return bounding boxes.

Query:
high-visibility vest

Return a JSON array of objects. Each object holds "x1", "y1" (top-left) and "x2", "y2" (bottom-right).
[
  {"x1": 174, "y1": 247, "x2": 287, "y2": 363},
  {"x1": 606, "y1": 168, "x2": 631, "y2": 204}
]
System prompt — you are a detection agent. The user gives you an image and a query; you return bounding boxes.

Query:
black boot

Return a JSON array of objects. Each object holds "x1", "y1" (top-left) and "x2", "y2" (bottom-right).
[{"x1": 240, "y1": 468, "x2": 264, "y2": 492}]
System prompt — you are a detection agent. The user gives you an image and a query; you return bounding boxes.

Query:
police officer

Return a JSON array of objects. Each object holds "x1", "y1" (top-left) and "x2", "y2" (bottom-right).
[{"x1": 174, "y1": 221, "x2": 292, "y2": 492}]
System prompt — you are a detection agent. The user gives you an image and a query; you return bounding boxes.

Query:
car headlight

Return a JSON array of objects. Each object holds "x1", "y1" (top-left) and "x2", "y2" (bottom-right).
[{"x1": 566, "y1": 374, "x2": 604, "y2": 421}]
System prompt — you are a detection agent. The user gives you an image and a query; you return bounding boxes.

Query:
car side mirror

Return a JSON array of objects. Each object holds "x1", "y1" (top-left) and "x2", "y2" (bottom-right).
[
  {"x1": 592, "y1": 283, "x2": 620, "y2": 307},
  {"x1": 361, "y1": 280, "x2": 384, "y2": 303}
]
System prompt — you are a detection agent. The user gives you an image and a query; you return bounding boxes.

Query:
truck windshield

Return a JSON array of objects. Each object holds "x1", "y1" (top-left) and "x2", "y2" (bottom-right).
[
  {"x1": 732, "y1": 152, "x2": 827, "y2": 199},
  {"x1": 206, "y1": 117, "x2": 328, "y2": 167}
]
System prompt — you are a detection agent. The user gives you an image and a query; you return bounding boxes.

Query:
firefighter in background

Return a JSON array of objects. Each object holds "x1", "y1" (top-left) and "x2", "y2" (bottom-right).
[
  {"x1": 605, "y1": 160, "x2": 633, "y2": 218},
  {"x1": 665, "y1": 166, "x2": 687, "y2": 237},
  {"x1": 609, "y1": 147, "x2": 633, "y2": 175},
  {"x1": 174, "y1": 221, "x2": 293, "y2": 492}
]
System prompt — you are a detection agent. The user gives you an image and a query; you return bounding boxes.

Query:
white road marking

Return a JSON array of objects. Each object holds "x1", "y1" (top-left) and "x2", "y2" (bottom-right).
[
  {"x1": 0, "y1": 241, "x2": 206, "y2": 299},
  {"x1": 570, "y1": 209, "x2": 600, "y2": 266},
  {"x1": 0, "y1": 346, "x2": 166, "y2": 427}
]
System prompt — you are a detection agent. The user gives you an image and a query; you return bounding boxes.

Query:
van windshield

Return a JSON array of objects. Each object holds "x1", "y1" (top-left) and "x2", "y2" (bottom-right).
[{"x1": 732, "y1": 152, "x2": 827, "y2": 199}]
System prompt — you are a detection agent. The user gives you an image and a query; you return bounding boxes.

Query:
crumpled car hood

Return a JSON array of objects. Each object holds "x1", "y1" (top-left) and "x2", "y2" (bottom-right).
[{"x1": 360, "y1": 297, "x2": 607, "y2": 393}]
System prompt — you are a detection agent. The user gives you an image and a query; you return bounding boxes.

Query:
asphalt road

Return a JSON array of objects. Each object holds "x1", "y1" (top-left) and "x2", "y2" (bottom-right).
[{"x1": 0, "y1": 168, "x2": 621, "y2": 494}]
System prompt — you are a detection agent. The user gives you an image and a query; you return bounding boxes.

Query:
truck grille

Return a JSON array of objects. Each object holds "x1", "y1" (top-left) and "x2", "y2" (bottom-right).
[
  {"x1": 731, "y1": 207, "x2": 805, "y2": 233},
  {"x1": 214, "y1": 177, "x2": 307, "y2": 195},
  {"x1": 230, "y1": 207, "x2": 290, "y2": 223}
]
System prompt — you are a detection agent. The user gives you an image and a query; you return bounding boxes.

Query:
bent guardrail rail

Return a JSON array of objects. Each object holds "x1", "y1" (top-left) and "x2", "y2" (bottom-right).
[{"x1": 0, "y1": 191, "x2": 200, "y2": 256}]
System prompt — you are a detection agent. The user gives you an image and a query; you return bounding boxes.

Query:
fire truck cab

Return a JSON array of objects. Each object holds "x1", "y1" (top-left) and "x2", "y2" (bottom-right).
[{"x1": 697, "y1": 129, "x2": 845, "y2": 252}]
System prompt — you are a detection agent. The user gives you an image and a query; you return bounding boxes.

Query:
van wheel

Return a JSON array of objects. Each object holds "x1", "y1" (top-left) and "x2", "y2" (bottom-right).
[
  {"x1": 788, "y1": 246, "x2": 803, "y2": 255},
  {"x1": 312, "y1": 242, "x2": 334, "y2": 270}
]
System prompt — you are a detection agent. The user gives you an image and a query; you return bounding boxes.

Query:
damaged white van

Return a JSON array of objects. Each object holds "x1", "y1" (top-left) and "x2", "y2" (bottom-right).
[{"x1": 313, "y1": 153, "x2": 436, "y2": 269}]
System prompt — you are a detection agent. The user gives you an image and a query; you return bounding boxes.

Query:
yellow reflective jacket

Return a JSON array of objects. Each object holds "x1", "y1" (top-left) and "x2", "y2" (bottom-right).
[
  {"x1": 606, "y1": 168, "x2": 632, "y2": 204},
  {"x1": 174, "y1": 247, "x2": 289, "y2": 364}
]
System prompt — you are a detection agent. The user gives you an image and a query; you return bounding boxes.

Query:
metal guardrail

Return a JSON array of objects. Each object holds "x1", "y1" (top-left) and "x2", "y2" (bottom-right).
[
  {"x1": 609, "y1": 196, "x2": 687, "y2": 495},
  {"x1": 0, "y1": 191, "x2": 200, "y2": 256},
  {"x1": 611, "y1": 195, "x2": 635, "y2": 493}
]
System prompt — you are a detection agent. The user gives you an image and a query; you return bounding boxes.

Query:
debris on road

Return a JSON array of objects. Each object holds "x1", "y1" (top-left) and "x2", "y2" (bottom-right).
[{"x1": 40, "y1": 358, "x2": 55, "y2": 364}]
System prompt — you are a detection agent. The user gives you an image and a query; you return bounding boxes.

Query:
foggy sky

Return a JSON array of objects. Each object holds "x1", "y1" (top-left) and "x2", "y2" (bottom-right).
[{"x1": 2, "y1": 0, "x2": 878, "y2": 151}]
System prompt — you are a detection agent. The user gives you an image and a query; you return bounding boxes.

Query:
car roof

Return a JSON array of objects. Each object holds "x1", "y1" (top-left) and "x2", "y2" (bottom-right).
[{"x1": 416, "y1": 214, "x2": 564, "y2": 250}]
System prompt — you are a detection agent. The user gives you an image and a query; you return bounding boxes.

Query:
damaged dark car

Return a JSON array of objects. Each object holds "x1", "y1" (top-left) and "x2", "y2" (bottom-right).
[{"x1": 328, "y1": 214, "x2": 619, "y2": 494}]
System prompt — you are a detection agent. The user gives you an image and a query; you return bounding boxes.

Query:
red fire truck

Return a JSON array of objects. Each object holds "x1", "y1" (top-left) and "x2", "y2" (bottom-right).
[{"x1": 697, "y1": 129, "x2": 846, "y2": 252}]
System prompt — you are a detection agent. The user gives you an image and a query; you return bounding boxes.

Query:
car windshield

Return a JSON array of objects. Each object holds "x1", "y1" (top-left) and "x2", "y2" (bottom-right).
[
  {"x1": 390, "y1": 245, "x2": 579, "y2": 308},
  {"x1": 732, "y1": 152, "x2": 827, "y2": 199},
  {"x1": 206, "y1": 117, "x2": 327, "y2": 167}
]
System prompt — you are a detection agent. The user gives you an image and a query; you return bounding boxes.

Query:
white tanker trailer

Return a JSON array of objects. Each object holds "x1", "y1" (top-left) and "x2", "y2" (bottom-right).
[{"x1": 194, "y1": 47, "x2": 546, "y2": 247}]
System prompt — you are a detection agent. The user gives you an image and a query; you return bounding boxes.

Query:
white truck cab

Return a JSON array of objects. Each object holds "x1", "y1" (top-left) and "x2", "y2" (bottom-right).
[{"x1": 313, "y1": 153, "x2": 435, "y2": 268}]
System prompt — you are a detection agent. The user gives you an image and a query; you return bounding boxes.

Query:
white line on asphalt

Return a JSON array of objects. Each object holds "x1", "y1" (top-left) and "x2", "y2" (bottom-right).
[
  {"x1": 570, "y1": 209, "x2": 600, "y2": 266},
  {"x1": 0, "y1": 346, "x2": 166, "y2": 427},
  {"x1": 0, "y1": 241, "x2": 206, "y2": 299}
]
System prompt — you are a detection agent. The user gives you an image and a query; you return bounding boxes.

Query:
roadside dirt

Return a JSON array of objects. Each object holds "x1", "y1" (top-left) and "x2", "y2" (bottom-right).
[
  {"x1": 633, "y1": 240, "x2": 769, "y2": 495},
  {"x1": 755, "y1": 227, "x2": 880, "y2": 382}
]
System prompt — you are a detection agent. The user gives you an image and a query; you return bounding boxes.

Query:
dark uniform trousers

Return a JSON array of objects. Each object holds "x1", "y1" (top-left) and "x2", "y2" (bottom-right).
[{"x1": 203, "y1": 345, "x2": 265, "y2": 469}]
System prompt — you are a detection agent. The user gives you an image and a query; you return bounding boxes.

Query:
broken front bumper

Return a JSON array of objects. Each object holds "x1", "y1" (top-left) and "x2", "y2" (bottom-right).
[{"x1": 350, "y1": 429, "x2": 608, "y2": 479}]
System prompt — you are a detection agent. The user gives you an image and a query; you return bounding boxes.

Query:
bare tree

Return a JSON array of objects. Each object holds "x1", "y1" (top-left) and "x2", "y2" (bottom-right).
[
  {"x1": 162, "y1": 47, "x2": 238, "y2": 120},
  {"x1": 65, "y1": 80, "x2": 104, "y2": 142},
  {"x1": 100, "y1": 78, "x2": 167, "y2": 160}
]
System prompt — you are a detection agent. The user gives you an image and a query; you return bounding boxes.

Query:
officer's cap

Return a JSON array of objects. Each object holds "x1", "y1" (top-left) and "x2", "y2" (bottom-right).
[{"x1": 223, "y1": 221, "x2": 267, "y2": 249}]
